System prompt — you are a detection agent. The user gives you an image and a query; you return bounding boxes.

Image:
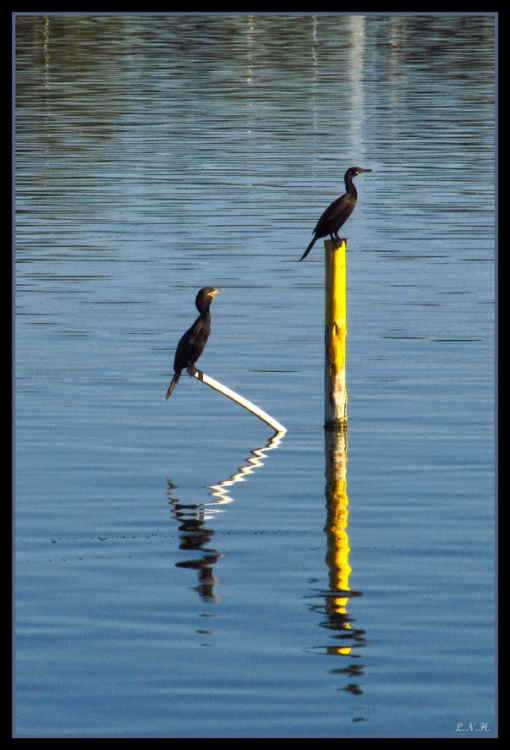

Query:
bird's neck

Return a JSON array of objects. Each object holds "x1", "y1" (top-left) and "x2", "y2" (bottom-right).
[{"x1": 345, "y1": 175, "x2": 358, "y2": 197}]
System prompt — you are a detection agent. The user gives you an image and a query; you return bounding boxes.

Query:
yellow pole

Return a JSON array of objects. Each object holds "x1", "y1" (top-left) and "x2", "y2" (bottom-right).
[{"x1": 325, "y1": 239, "x2": 347, "y2": 429}]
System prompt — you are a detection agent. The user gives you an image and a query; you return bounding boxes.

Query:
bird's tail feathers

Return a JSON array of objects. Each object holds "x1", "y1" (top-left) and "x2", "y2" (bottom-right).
[
  {"x1": 165, "y1": 371, "x2": 181, "y2": 400},
  {"x1": 300, "y1": 236, "x2": 316, "y2": 261}
]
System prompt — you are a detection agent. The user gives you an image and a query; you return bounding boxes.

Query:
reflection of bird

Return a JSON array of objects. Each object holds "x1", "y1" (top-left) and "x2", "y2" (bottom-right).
[
  {"x1": 300, "y1": 166, "x2": 372, "y2": 261},
  {"x1": 165, "y1": 287, "x2": 222, "y2": 399}
]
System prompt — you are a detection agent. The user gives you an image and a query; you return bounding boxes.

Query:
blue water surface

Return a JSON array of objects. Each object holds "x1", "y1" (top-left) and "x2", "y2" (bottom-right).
[{"x1": 15, "y1": 14, "x2": 495, "y2": 737}]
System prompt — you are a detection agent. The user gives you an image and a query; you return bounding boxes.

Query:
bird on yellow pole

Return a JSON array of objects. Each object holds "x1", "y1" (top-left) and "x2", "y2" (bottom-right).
[{"x1": 301, "y1": 166, "x2": 372, "y2": 261}]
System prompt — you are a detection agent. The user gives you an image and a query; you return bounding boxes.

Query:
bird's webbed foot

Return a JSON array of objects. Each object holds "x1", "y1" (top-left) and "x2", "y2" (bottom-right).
[{"x1": 187, "y1": 366, "x2": 204, "y2": 381}]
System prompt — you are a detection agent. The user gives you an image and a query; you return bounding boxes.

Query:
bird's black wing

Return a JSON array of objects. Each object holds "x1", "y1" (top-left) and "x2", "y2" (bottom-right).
[
  {"x1": 185, "y1": 323, "x2": 210, "y2": 366},
  {"x1": 314, "y1": 193, "x2": 354, "y2": 236},
  {"x1": 173, "y1": 317, "x2": 210, "y2": 371}
]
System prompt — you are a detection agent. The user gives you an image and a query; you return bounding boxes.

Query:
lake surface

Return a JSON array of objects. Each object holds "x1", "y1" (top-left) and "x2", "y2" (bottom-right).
[{"x1": 15, "y1": 14, "x2": 496, "y2": 737}]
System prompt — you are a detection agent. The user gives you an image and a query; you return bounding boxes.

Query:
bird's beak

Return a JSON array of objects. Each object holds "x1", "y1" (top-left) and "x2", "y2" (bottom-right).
[
  {"x1": 361, "y1": 168, "x2": 372, "y2": 173},
  {"x1": 209, "y1": 288, "x2": 223, "y2": 297}
]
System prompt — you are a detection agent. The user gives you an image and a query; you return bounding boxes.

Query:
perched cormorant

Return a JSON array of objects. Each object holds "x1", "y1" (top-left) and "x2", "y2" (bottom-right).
[
  {"x1": 300, "y1": 166, "x2": 372, "y2": 261},
  {"x1": 165, "y1": 287, "x2": 222, "y2": 399}
]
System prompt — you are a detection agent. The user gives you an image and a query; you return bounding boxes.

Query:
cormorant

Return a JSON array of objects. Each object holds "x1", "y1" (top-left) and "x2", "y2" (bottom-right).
[
  {"x1": 165, "y1": 287, "x2": 222, "y2": 399},
  {"x1": 300, "y1": 166, "x2": 372, "y2": 261}
]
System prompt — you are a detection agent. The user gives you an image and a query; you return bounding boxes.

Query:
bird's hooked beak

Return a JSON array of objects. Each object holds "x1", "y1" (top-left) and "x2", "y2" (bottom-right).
[
  {"x1": 359, "y1": 168, "x2": 372, "y2": 173},
  {"x1": 208, "y1": 288, "x2": 223, "y2": 298}
]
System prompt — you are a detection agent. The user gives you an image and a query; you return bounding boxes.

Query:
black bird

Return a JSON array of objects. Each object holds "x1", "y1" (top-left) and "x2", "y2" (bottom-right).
[
  {"x1": 300, "y1": 166, "x2": 372, "y2": 261},
  {"x1": 165, "y1": 287, "x2": 222, "y2": 399}
]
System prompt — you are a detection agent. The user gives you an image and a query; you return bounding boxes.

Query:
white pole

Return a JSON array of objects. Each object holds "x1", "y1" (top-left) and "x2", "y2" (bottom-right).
[{"x1": 190, "y1": 370, "x2": 287, "y2": 434}]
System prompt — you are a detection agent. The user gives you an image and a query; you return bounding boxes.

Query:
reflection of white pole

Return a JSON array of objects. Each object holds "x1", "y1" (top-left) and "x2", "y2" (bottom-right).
[
  {"x1": 208, "y1": 432, "x2": 286, "y2": 501},
  {"x1": 190, "y1": 370, "x2": 287, "y2": 434}
]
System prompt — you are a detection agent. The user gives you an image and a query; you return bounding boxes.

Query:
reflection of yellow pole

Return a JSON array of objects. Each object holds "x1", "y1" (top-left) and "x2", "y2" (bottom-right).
[
  {"x1": 324, "y1": 428, "x2": 351, "y2": 654},
  {"x1": 325, "y1": 239, "x2": 347, "y2": 429},
  {"x1": 325, "y1": 429, "x2": 350, "y2": 594}
]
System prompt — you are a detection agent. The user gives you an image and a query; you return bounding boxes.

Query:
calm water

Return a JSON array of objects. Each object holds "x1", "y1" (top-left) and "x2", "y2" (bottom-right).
[{"x1": 15, "y1": 14, "x2": 495, "y2": 737}]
